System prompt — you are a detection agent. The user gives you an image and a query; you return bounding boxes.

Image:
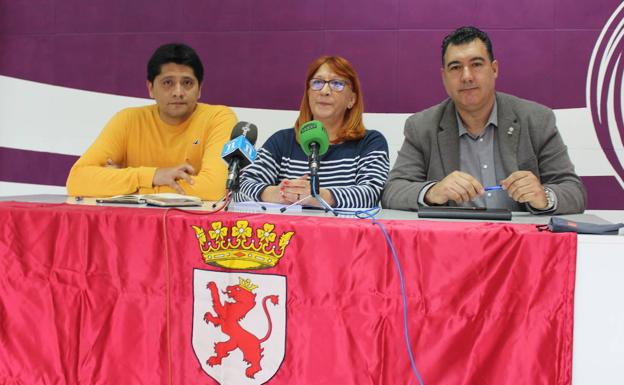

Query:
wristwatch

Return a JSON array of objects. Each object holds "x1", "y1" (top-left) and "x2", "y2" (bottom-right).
[{"x1": 543, "y1": 187, "x2": 555, "y2": 210}]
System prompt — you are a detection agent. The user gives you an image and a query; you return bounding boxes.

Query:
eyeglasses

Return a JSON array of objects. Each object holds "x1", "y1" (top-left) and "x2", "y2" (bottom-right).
[{"x1": 309, "y1": 78, "x2": 349, "y2": 92}]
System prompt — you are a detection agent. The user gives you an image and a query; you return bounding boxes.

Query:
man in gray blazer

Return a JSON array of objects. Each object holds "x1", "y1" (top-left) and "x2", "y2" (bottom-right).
[{"x1": 382, "y1": 26, "x2": 586, "y2": 214}]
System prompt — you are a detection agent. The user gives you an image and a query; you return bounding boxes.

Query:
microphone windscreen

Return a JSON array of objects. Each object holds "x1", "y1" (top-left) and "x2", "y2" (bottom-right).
[
  {"x1": 230, "y1": 121, "x2": 258, "y2": 145},
  {"x1": 220, "y1": 135, "x2": 257, "y2": 167},
  {"x1": 299, "y1": 120, "x2": 329, "y2": 156}
]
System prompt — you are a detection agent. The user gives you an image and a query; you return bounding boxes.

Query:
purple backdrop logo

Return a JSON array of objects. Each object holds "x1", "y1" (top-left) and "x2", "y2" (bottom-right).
[{"x1": 588, "y1": 2, "x2": 624, "y2": 189}]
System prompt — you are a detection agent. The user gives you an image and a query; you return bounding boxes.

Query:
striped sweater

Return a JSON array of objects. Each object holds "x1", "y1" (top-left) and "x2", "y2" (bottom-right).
[{"x1": 237, "y1": 128, "x2": 390, "y2": 208}]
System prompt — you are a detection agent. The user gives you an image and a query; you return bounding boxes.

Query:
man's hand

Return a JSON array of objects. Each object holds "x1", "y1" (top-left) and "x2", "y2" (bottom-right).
[
  {"x1": 153, "y1": 163, "x2": 196, "y2": 194},
  {"x1": 425, "y1": 171, "x2": 484, "y2": 205},
  {"x1": 105, "y1": 158, "x2": 123, "y2": 169},
  {"x1": 500, "y1": 171, "x2": 548, "y2": 209}
]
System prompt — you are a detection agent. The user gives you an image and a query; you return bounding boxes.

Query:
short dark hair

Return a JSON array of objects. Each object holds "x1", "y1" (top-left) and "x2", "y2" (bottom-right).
[
  {"x1": 147, "y1": 43, "x2": 204, "y2": 84},
  {"x1": 441, "y1": 26, "x2": 494, "y2": 65}
]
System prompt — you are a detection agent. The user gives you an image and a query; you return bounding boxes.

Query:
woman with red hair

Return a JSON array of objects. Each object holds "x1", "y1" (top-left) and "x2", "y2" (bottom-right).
[{"x1": 238, "y1": 55, "x2": 389, "y2": 208}]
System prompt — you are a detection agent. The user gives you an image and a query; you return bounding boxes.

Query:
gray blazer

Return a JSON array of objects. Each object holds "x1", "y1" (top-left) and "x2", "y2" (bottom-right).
[{"x1": 382, "y1": 92, "x2": 587, "y2": 214}]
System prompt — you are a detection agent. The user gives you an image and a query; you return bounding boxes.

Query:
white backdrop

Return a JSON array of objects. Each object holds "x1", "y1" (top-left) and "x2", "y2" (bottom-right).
[{"x1": 0, "y1": 75, "x2": 621, "y2": 197}]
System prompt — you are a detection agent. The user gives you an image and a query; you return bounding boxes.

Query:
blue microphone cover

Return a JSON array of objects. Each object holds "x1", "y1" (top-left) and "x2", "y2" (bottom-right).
[{"x1": 221, "y1": 121, "x2": 258, "y2": 167}]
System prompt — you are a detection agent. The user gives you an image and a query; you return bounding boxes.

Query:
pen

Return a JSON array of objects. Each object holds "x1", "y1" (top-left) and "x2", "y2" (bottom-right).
[{"x1": 484, "y1": 185, "x2": 503, "y2": 191}]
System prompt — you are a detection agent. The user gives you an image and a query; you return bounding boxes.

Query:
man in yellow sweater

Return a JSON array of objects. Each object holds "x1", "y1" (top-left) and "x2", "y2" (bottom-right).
[{"x1": 66, "y1": 43, "x2": 236, "y2": 200}]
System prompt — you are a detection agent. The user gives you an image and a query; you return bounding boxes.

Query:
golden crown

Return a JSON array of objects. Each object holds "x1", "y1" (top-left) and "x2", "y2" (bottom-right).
[
  {"x1": 238, "y1": 277, "x2": 258, "y2": 292},
  {"x1": 192, "y1": 220, "x2": 295, "y2": 270}
]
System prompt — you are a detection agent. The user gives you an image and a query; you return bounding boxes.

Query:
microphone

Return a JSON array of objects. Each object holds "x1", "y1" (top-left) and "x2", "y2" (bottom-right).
[
  {"x1": 298, "y1": 120, "x2": 329, "y2": 195},
  {"x1": 221, "y1": 121, "x2": 258, "y2": 192}
]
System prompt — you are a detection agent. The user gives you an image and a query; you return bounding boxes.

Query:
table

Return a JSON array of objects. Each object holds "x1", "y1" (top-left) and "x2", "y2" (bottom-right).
[{"x1": 0, "y1": 196, "x2": 622, "y2": 385}]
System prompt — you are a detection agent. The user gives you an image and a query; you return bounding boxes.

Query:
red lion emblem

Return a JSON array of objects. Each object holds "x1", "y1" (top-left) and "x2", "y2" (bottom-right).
[{"x1": 204, "y1": 280, "x2": 279, "y2": 379}]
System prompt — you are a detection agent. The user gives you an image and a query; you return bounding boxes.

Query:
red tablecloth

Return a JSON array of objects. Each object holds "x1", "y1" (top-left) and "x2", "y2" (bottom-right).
[{"x1": 0, "y1": 202, "x2": 577, "y2": 385}]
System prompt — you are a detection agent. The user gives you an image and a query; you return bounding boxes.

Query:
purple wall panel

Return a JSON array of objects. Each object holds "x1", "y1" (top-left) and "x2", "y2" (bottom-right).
[
  {"x1": 117, "y1": 1, "x2": 179, "y2": 33},
  {"x1": 476, "y1": 0, "x2": 555, "y2": 28},
  {"x1": 1, "y1": 0, "x2": 623, "y2": 112},
  {"x1": 55, "y1": 0, "x2": 253, "y2": 34},
  {"x1": 54, "y1": 0, "x2": 123, "y2": 33},
  {"x1": 491, "y1": 30, "x2": 556, "y2": 108},
  {"x1": 0, "y1": 35, "x2": 55, "y2": 82},
  {"x1": 0, "y1": 147, "x2": 77, "y2": 187},
  {"x1": 251, "y1": 1, "x2": 325, "y2": 31},
  {"x1": 0, "y1": 0, "x2": 54, "y2": 34},
  {"x1": 554, "y1": 30, "x2": 596, "y2": 108},
  {"x1": 247, "y1": 32, "x2": 324, "y2": 111},
  {"x1": 324, "y1": 0, "x2": 398, "y2": 30},
  {"x1": 397, "y1": 31, "x2": 450, "y2": 112},
  {"x1": 398, "y1": 0, "x2": 478, "y2": 29},
  {"x1": 53, "y1": 35, "x2": 119, "y2": 94},
  {"x1": 175, "y1": 0, "x2": 252, "y2": 32},
  {"x1": 325, "y1": 31, "x2": 399, "y2": 115},
  {"x1": 555, "y1": 0, "x2": 621, "y2": 28},
  {"x1": 582, "y1": 176, "x2": 624, "y2": 209},
  {"x1": 190, "y1": 33, "x2": 254, "y2": 106}
]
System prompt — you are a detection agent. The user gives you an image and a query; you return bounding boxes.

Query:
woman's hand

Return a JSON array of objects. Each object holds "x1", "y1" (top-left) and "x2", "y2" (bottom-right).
[{"x1": 278, "y1": 175, "x2": 336, "y2": 207}]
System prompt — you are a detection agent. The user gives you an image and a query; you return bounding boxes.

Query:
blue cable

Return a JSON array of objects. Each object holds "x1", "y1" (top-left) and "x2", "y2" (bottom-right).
[
  {"x1": 309, "y1": 173, "x2": 424, "y2": 382},
  {"x1": 372, "y1": 220, "x2": 426, "y2": 385}
]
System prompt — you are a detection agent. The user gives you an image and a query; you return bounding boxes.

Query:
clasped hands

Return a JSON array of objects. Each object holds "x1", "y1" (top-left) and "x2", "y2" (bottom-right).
[
  {"x1": 260, "y1": 174, "x2": 336, "y2": 207},
  {"x1": 424, "y1": 170, "x2": 549, "y2": 209},
  {"x1": 106, "y1": 158, "x2": 194, "y2": 195}
]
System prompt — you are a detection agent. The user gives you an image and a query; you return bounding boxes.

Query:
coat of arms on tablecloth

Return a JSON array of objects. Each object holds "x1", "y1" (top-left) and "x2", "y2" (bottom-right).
[{"x1": 192, "y1": 270, "x2": 286, "y2": 385}]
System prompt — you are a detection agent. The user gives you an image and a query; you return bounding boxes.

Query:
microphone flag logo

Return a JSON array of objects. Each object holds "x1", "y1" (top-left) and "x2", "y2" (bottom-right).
[{"x1": 221, "y1": 136, "x2": 258, "y2": 165}]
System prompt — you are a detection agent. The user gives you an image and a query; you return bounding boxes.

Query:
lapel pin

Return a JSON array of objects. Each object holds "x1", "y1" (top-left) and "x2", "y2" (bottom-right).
[
  {"x1": 507, "y1": 127, "x2": 514, "y2": 136},
  {"x1": 193, "y1": 139, "x2": 200, "y2": 145}
]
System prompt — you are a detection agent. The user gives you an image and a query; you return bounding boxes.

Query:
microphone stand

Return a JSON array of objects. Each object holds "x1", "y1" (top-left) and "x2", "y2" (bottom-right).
[
  {"x1": 307, "y1": 143, "x2": 336, "y2": 214},
  {"x1": 212, "y1": 193, "x2": 227, "y2": 209},
  {"x1": 224, "y1": 178, "x2": 239, "y2": 212},
  {"x1": 224, "y1": 157, "x2": 251, "y2": 211},
  {"x1": 226, "y1": 190, "x2": 264, "y2": 212},
  {"x1": 308, "y1": 173, "x2": 336, "y2": 214}
]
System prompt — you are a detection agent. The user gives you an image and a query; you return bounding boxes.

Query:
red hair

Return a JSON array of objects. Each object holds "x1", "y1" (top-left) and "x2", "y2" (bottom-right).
[{"x1": 295, "y1": 56, "x2": 365, "y2": 142}]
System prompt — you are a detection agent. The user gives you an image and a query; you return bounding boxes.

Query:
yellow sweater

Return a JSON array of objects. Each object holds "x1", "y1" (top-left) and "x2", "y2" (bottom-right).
[{"x1": 66, "y1": 103, "x2": 236, "y2": 200}]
